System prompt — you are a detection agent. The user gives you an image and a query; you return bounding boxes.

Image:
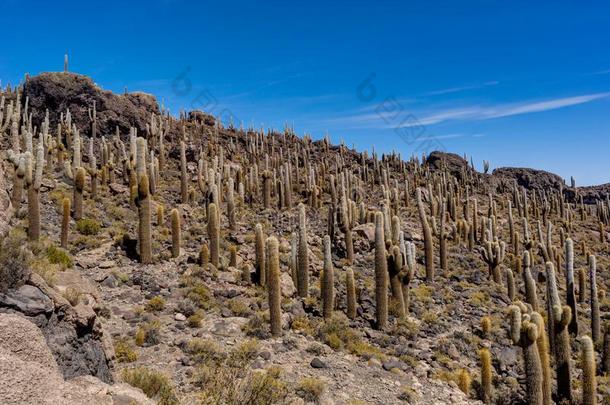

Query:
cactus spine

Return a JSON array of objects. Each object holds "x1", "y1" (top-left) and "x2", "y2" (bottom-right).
[
  {"x1": 322, "y1": 235, "x2": 334, "y2": 319},
  {"x1": 416, "y1": 188, "x2": 434, "y2": 282},
  {"x1": 374, "y1": 211, "x2": 388, "y2": 330},
  {"x1": 297, "y1": 203, "x2": 309, "y2": 297},
  {"x1": 208, "y1": 203, "x2": 220, "y2": 268},
  {"x1": 170, "y1": 208, "x2": 180, "y2": 258},
  {"x1": 266, "y1": 236, "x2": 282, "y2": 337}
]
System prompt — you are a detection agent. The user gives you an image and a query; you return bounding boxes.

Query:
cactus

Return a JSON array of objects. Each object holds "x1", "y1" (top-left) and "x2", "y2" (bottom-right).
[
  {"x1": 297, "y1": 203, "x2": 309, "y2": 297},
  {"x1": 509, "y1": 305, "x2": 544, "y2": 405},
  {"x1": 60, "y1": 197, "x2": 70, "y2": 249},
  {"x1": 565, "y1": 238, "x2": 579, "y2": 335},
  {"x1": 416, "y1": 188, "x2": 434, "y2": 282},
  {"x1": 156, "y1": 204, "x2": 164, "y2": 226},
  {"x1": 322, "y1": 235, "x2": 334, "y2": 319},
  {"x1": 227, "y1": 178, "x2": 236, "y2": 231},
  {"x1": 229, "y1": 245, "x2": 237, "y2": 267},
  {"x1": 255, "y1": 223, "x2": 266, "y2": 285},
  {"x1": 480, "y1": 348, "x2": 493, "y2": 404},
  {"x1": 523, "y1": 252, "x2": 539, "y2": 311},
  {"x1": 579, "y1": 266, "x2": 587, "y2": 303},
  {"x1": 346, "y1": 267, "x2": 357, "y2": 319},
  {"x1": 262, "y1": 170, "x2": 272, "y2": 209},
  {"x1": 589, "y1": 255, "x2": 601, "y2": 343},
  {"x1": 170, "y1": 208, "x2": 180, "y2": 258},
  {"x1": 554, "y1": 304, "x2": 573, "y2": 403},
  {"x1": 388, "y1": 245, "x2": 406, "y2": 319},
  {"x1": 208, "y1": 203, "x2": 220, "y2": 268},
  {"x1": 580, "y1": 335, "x2": 597, "y2": 405},
  {"x1": 180, "y1": 140, "x2": 188, "y2": 203},
  {"x1": 137, "y1": 173, "x2": 152, "y2": 263},
  {"x1": 602, "y1": 323, "x2": 610, "y2": 374},
  {"x1": 266, "y1": 236, "x2": 282, "y2": 337},
  {"x1": 199, "y1": 243, "x2": 209, "y2": 267},
  {"x1": 530, "y1": 312, "x2": 552, "y2": 405},
  {"x1": 73, "y1": 167, "x2": 86, "y2": 220},
  {"x1": 27, "y1": 143, "x2": 44, "y2": 241},
  {"x1": 374, "y1": 211, "x2": 388, "y2": 330},
  {"x1": 439, "y1": 199, "x2": 447, "y2": 271},
  {"x1": 506, "y1": 268, "x2": 515, "y2": 302}
]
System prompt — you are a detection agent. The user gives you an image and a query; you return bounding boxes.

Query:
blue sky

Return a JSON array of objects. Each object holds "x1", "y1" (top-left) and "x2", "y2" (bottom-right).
[{"x1": 2, "y1": 1, "x2": 610, "y2": 185}]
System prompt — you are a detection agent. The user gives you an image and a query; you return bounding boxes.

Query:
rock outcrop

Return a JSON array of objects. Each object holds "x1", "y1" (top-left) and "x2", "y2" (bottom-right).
[
  {"x1": 23, "y1": 72, "x2": 159, "y2": 137},
  {"x1": 0, "y1": 313, "x2": 153, "y2": 405}
]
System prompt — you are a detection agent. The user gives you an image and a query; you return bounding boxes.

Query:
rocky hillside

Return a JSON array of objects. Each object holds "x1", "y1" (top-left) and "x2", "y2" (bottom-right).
[{"x1": 1, "y1": 72, "x2": 609, "y2": 405}]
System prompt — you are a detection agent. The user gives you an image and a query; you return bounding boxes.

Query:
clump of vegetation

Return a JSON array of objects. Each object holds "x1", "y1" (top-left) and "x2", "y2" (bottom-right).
[
  {"x1": 121, "y1": 367, "x2": 178, "y2": 405},
  {"x1": 187, "y1": 312, "x2": 203, "y2": 328},
  {"x1": 243, "y1": 311, "x2": 271, "y2": 339},
  {"x1": 62, "y1": 287, "x2": 81, "y2": 306},
  {"x1": 135, "y1": 320, "x2": 162, "y2": 347},
  {"x1": 0, "y1": 230, "x2": 31, "y2": 293},
  {"x1": 76, "y1": 218, "x2": 101, "y2": 235},
  {"x1": 181, "y1": 277, "x2": 215, "y2": 310},
  {"x1": 296, "y1": 377, "x2": 327, "y2": 402},
  {"x1": 227, "y1": 297, "x2": 252, "y2": 317},
  {"x1": 145, "y1": 296, "x2": 166, "y2": 312},
  {"x1": 46, "y1": 245, "x2": 72, "y2": 269},
  {"x1": 318, "y1": 314, "x2": 360, "y2": 351},
  {"x1": 114, "y1": 338, "x2": 138, "y2": 363}
]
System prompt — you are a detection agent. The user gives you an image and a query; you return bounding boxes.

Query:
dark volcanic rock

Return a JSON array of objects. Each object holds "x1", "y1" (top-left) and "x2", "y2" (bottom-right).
[
  {"x1": 426, "y1": 151, "x2": 470, "y2": 177},
  {"x1": 24, "y1": 72, "x2": 159, "y2": 137},
  {"x1": 491, "y1": 167, "x2": 565, "y2": 191}
]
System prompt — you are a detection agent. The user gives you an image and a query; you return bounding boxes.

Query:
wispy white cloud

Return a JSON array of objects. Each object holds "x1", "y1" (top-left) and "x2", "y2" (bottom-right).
[
  {"x1": 320, "y1": 92, "x2": 610, "y2": 130},
  {"x1": 425, "y1": 81, "x2": 499, "y2": 96}
]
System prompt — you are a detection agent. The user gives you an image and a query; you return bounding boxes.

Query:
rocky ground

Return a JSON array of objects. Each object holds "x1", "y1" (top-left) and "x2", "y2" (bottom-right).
[{"x1": 1, "y1": 72, "x2": 610, "y2": 404}]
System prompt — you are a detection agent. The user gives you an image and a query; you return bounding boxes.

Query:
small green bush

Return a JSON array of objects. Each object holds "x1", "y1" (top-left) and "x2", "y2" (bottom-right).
[
  {"x1": 145, "y1": 296, "x2": 166, "y2": 312},
  {"x1": 121, "y1": 367, "x2": 178, "y2": 405},
  {"x1": 114, "y1": 339, "x2": 138, "y2": 363},
  {"x1": 76, "y1": 218, "x2": 101, "y2": 236},
  {"x1": 296, "y1": 377, "x2": 326, "y2": 402},
  {"x1": 46, "y1": 245, "x2": 73, "y2": 269}
]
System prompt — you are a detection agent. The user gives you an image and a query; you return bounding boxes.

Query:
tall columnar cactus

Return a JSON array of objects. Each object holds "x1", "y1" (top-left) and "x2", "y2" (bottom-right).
[
  {"x1": 523, "y1": 252, "x2": 539, "y2": 311},
  {"x1": 589, "y1": 255, "x2": 601, "y2": 343},
  {"x1": 480, "y1": 234, "x2": 506, "y2": 284},
  {"x1": 603, "y1": 323, "x2": 610, "y2": 374},
  {"x1": 580, "y1": 336, "x2": 597, "y2": 405},
  {"x1": 509, "y1": 305, "x2": 543, "y2": 405},
  {"x1": 137, "y1": 173, "x2": 152, "y2": 264},
  {"x1": 227, "y1": 178, "x2": 236, "y2": 231},
  {"x1": 480, "y1": 348, "x2": 492, "y2": 404},
  {"x1": 530, "y1": 312, "x2": 552, "y2": 405},
  {"x1": 262, "y1": 170, "x2": 272, "y2": 209},
  {"x1": 208, "y1": 203, "x2": 220, "y2": 268},
  {"x1": 579, "y1": 267, "x2": 587, "y2": 304},
  {"x1": 180, "y1": 140, "x2": 188, "y2": 203},
  {"x1": 27, "y1": 143, "x2": 44, "y2": 241},
  {"x1": 266, "y1": 236, "x2": 282, "y2": 337},
  {"x1": 297, "y1": 203, "x2": 309, "y2": 297},
  {"x1": 255, "y1": 223, "x2": 266, "y2": 285},
  {"x1": 322, "y1": 235, "x2": 334, "y2": 320},
  {"x1": 156, "y1": 204, "x2": 164, "y2": 226},
  {"x1": 416, "y1": 188, "x2": 434, "y2": 282},
  {"x1": 388, "y1": 245, "x2": 406, "y2": 319},
  {"x1": 400, "y1": 241, "x2": 416, "y2": 314},
  {"x1": 506, "y1": 268, "x2": 515, "y2": 302},
  {"x1": 60, "y1": 197, "x2": 70, "y2": 249},
  {"x1": 171, "y1": 208, "x2": 181, "y2": 258},
  {"x1": 374, "y1": 211, "x2": 388, "y2": 330},
  {"x1": 554, "y1": 304, "x2": 573, "y2": 403},
  {"x1": 439, "y1": 199, "x2": 448, "y2": 271},
  {"x1": 565, "y1": 238, "x2": 579, "y2": 335},
  {"x1": 73, "y1": 167, "x2": 86, "y2": 220},
  {"x1": 346, "y1": 267, "x2": 357, "y2": 319}
]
